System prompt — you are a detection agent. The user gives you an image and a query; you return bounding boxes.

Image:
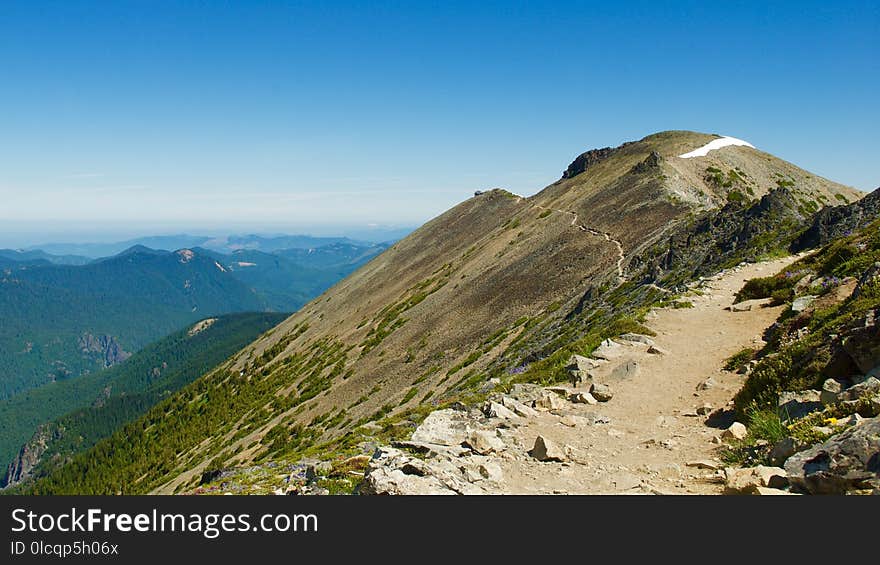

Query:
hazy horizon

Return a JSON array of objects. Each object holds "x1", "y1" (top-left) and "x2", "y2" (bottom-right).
[
  {"x1": 1, "y1": 2, "x2": 877, "y2": 244},
  {"x1": 0, "y1": 222, "x2": 416, "y2": 250}
]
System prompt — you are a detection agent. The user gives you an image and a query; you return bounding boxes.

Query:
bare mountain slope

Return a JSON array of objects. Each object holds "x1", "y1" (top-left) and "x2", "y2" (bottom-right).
[{"x1": 231, "y1": 130, "x2": 856, "y2": 433}]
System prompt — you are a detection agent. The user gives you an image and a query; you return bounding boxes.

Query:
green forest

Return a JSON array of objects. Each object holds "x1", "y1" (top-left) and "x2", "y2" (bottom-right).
[{"x1": 0, "y1": 311, "x2": 287, "y2": 485}]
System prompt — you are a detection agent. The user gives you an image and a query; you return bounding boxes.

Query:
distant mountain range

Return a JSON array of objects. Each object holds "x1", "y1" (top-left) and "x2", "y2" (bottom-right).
[
  {"x1": 19, "y1": 230, "x2": 411, "y2": 259},
  {"x1": 0, "y1": 238, "x2": 389, "y2": 400}
]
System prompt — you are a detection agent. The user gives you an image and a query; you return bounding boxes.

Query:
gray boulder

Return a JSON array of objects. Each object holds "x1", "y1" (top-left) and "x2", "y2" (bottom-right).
[
  {"x1": 410, "y1": 409, "x2": 472, "y2": 447},
  {"x1": 820, "y1": 379, "x2": 843, "y2": 406},
  {"x1": 784, "y1": 417, "x2": 880, "y2": 494},
  {"x1": 842, "y1": 309, "x2": 879, "y2": 374},
  {"x1": 778, "y1": 390, "x2": 823, "y2": 421},
  {"x1": 618, "y1": 333, "x2": 655, "y2": 346},
  {"x1": 592, "y1": 339, "x2": 625, "y2": 360},
  {"x1": 792, "y1": 295, "x2": 818, "y2": 313},
  {"x1": 610, "y1": 359, "x2": 640, "y2": 380},
  {"x1": 837, "y1": 376, "x2": 880, "y2": 402}
]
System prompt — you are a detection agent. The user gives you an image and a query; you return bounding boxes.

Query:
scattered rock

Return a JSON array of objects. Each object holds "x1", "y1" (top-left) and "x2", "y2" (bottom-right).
[
  {"x1": 696, "y1": 403, "x2": 713, "y2": 416},
  {"x1": 618, "y1": 333, "x2": 655, "y2": 346},
  {"x1": 567, "y1": 353, "x2": 602, "y2": 372},
  {"x1": 721, "y1": 422, "x2": 748, "y2": 441},
  {"x1": 784, "y1": 416, "x2": 880, "y2": 494},
  {"x1": 569, "y1": 391, "x2": 598, "y2": 405},
  {"x1": 723, "y1": 466, "x2": 788, "y2": 494},
  {"x1": 837, "y1": 376, "x2": 880, "y2": 402},
  {"x1": 410, "y1": 409, "x2": 471, "y2": 447},
  {"x1": 559, "y1": 415, "x2": 589, "y2": 428},
  {"x1": 832, "y1": 413, "x2": 863, "y2": 427},
  {"x1": 305, "y1": 461, "x2": 333, "y2": 482},
  {"x1": 820, "y1": 378, "x2": 843, "y2": 406},
  {"x1": 793, "y1": 274, "x2": 816, "y2": 293},
  {"x1": 686, "y1": 460, "x2": 722, "y2": 471},
  {"x1": 696, "y1": 378, "x2": 716, "y2": 391},
  {"x1": 464, "y1": 430, "x2": 505, "y2": 455},
  {"x1": 647, "y1": 345, "x2": 668, "y2": 355},
  {"x1": 610, "y1": 359, "x2": 640, "y2": 380},
  {"x1": 731, "y1": 303, "x2": 752, "y2": 312},
  {"x1": 792, "y1": 295, "x2": 818, "y2": 313},
  {"x1": 589, "y1": 383, "x2": 614, "y2": 402},
  {"x1": 769, "y1": 437, "x2": 799, "y2": 466},
  {"x1": 529, "y1": 436, "x2": 567, "y2": 462},
  {"x1": 533, "y1": 392, "x2": 566, "y2": 411},
  {"x1": 752, "y1": 487, "x2": 797, "y2": 495},
  {"x1": 361, "y1": 447, "x2": 470, "y2": 495},
  {"x1": 592, "y1": 339, "x2": 625, "y2": 360},
  {"x1": 477, "y1": 462, "x2": 503, "y2": 483},
  {"x1": 502, "y1": 397, "x2": 539, "y2": 418},
  {"x1": 483, "y1": 401, "x2": 519, "y2": 421},
  {"x1": 563, "y1": 445, "x2": 589, "y2": 464}
]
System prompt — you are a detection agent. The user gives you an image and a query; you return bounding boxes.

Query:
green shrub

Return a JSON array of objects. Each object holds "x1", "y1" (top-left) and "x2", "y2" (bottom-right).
[
  {"x1": 724, "y1": 348, "x2": 757, "y2": 372},
  {"x1": 746, "y1": 407, "x2": 786, "y2": 443},
  {"x1": 735, "y1": 275, "x2": 794, "y2": 303}
]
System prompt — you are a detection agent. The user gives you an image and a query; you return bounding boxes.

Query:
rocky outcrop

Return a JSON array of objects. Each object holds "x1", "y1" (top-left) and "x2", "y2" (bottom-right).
[
  {"x1": 78, "y1": 333, "x2": 131, "y2": 368},
  {"x1": 784, "y1": 417, "x2": 880, "y2": 494},
  {"x1": 841, "y1": 310, "x2": 879, "y2": 375},
  {"x1": 561, "y1": 142, "x2": 634, "y2": 179},
  {"x1": 650, "y1": 187, "x2": 810, "y2": 283},
  {"x1": 792, "y1": 187, "x2": 880, "y2": 251},
  {"x1": 2, "y1": 423, "x2": 63, "y2": 488},
  {"x1": 629, "y1": 151, "x2": 662, "y2": 175}
]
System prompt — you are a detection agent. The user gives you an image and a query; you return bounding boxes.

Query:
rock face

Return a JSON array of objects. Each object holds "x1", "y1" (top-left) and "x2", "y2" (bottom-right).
[
  {"x1": 629, "y1": 151, "x2": 663, "y2": 175},
  {"x1": 77, "y1": 333, "x2": 131, "y2": 368},
  {"x1": 784, "y1": 417, "x2": 880, "y2": 494},
  {"x1": 561, "y1": 143, "x2": 633, "y2": 179},
  {"x1": 841, "y1": 310, "x2": 879, "y2": 375},
  {"x1": 792, "y1": 186, "x2": 880, "y2": 251},
  {"x1": 2, "y1": 424, "x2": 63, "y2": 488}
]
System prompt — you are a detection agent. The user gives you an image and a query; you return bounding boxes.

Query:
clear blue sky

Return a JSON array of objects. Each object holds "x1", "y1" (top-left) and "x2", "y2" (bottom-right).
[{"x1": 0, "y1": 1, "x2": 877, "y2": 244}]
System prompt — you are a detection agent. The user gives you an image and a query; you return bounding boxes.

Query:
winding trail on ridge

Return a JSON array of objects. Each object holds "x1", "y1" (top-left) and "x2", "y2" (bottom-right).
[{"x1": 531, "y1": 203, "x2": 628, "y2": 284}]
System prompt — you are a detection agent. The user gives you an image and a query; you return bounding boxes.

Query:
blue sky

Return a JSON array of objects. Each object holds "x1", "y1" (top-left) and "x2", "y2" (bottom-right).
[{"x1": 0, "y1": 1, "x2": 877, "y2": 244}]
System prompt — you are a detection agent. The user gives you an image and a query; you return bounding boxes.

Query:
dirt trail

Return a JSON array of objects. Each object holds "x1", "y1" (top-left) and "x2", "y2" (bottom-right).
[{"x1": 493, "y1": 254, "x2": 803, "y2": 494}]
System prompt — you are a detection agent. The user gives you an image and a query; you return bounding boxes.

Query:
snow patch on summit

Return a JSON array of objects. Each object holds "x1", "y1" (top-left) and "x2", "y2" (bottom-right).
[{"x1": 679, "y1": 136, "x2": 755, "y2": 159}]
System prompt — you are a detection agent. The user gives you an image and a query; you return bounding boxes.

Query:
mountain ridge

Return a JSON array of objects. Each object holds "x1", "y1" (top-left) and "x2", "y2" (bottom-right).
[{"x1": 16, "y1": 130, "x2": 868, "y2": 494}]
